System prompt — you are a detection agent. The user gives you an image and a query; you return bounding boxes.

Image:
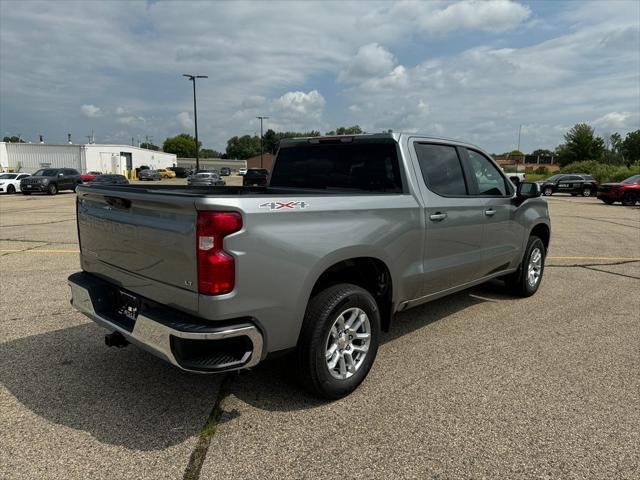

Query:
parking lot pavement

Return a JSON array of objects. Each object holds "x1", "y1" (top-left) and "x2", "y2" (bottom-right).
[{"x1": 1, "y1": 193, "x2": 638, "y2": 479}]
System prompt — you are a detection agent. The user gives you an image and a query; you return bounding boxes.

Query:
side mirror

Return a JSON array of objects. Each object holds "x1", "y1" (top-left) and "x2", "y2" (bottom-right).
[{"x1": 517, "y1": 182, "x2": 541, "y2": 199}]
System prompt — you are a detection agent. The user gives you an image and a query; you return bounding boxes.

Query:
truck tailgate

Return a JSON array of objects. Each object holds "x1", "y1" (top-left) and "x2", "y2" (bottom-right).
[{"x1": 77, "y1": 188, "x2": 199, "y2": 313}]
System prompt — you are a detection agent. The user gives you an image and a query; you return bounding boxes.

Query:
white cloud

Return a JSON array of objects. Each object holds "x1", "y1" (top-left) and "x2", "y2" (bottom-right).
[
  {"x1": 176, "y1": 111, "x2": 194, "y2": 130},
  {"x1": 418, "y1": 0, "x2": 531, "y2": 34},
  {"x1": 80, "y1": 104, "x2": 102, "y2": 118},
  {"x1": 593, "y1": 112, "x2": 633, "y2": 130},
  {"x1": 339, "y1": 43, "x2": 396, "y2": 83},
  {"x1": 274, "y1": 90, "x2": 325, "y2": 118}
]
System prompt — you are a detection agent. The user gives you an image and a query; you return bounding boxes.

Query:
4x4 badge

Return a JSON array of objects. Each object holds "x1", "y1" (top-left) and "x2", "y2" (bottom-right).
[{"x1": 259, "y1": 201, "x2": 309, "y2": 210}]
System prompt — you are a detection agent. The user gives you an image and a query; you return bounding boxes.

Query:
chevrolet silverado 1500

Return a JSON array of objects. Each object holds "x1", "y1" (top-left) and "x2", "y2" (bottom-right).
[{"x1": 69, "y1": 133, "x2": 550, "y2": 398}]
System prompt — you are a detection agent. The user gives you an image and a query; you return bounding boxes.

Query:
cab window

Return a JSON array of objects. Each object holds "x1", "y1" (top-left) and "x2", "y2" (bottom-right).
[
  {"x1": 465, "y1": 149, "x2": 508, "y2": 196},
  {"x1": 414, "y1": 143, "x2": 467, "y2": 196}
]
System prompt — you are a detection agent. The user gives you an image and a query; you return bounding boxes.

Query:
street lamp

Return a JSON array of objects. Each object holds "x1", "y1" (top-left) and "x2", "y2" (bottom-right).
[
  {"x1": 256, "y1": 116, "x2": 269, "y2": 168},
  {"x1": 183, "y1": 74, "x2": 208, "y2": 171}
]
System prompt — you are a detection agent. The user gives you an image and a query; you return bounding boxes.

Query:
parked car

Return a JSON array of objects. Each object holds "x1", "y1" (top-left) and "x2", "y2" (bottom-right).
[
  {"x1": 242, "y1": 168, "x2": 269, "y2": 186},
  {"x1": 168, "y1": 166, "x2": 188, "y2": 178},
  {"x1": 157, "y1": 168, "x2": 176, "y2": 178},
  {"x1": 238, "y1": 167, "x2": 248, "y2": 175},
  {"x1": 87, "y1": 174, "x2": 129, "y2": 186},
  {"x1": 597, "y1": 174, "x2": 640, "y2": 206},
  {"x1": 138, "y1": 169, "x2": 162, "y2": 181},
  {"x1": 0, "y1": 172, "x2": 31, "y2": 194},
  {"x1": 70, "y1": 132, "x2": 550, "y2": 399},
  {"x1": 21, "y1": 168, "x2": 81, "y2": 195},
  {"x1": 539, "y1": 173, "x2": 598, "y2": 197},
  {"x1": 81, "y1": 171, "x2": 102, "y2": 182},
  {"x1": 187, "y1": 171, "x2": 226, "y2": 186},
  {"x1": 220, "y1": 167, "x2": 231, "y2": 176}
]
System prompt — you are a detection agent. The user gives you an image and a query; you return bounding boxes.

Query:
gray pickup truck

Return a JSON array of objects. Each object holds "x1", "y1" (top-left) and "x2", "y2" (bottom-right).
[{"x1": 69, "y1": 133, "x2": 550, "y2": 398}]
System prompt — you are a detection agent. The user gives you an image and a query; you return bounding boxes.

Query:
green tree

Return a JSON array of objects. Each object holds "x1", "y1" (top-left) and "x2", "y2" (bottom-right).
[
  {"x1": 225, "y1": 135, "x2": 261, "y2": 159},
  {"x1": 507, "y1": 150, "x2": 525, "y2": 157},
  {"x1": 262, "y1": 129, "x2": 278, "y2": 154},
  {"x1": 326, "y1": 125, "x2": 363, "y2": 135},
  {"x1": 200, "y1": 148, "x2": 223, "y2": 158},
  {"x1": 162, "y1": 133, "x2": 201, "y2": 158},
  {"x1": 531, "y1": 148, "x2": 553, "y2": 157},
  {"x1": 2, "y1": 136, "x2": 25, "y2": 143},
  {"x1": 556, "y1": 123, "x2": 605, "y2": 166},
  {"x1": 622, "y1": 130, "x2": 640, "y2": 164},
  {"x1": 140, "y1": 142, "x2": 159, "y2": 151}
]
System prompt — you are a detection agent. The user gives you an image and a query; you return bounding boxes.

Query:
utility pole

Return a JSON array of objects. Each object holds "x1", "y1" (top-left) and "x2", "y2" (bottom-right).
[
  {"x1": 183, "y1": 74, "x2": 208, "y2": 171},
  {"x1": 256, "y1": 116, "x2": 269, "y2": 168},
  {"x1": 517, "y1": 124, "x2": 523, "y2": 173}
]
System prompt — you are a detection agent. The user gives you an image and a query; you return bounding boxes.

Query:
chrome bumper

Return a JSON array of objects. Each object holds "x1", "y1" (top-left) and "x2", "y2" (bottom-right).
[{"x1": 68, "y1": 272, "x2": 263, "y2": 373}]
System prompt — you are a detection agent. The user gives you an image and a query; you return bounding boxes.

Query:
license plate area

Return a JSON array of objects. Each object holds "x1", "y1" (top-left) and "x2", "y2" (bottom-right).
[{"x1": 116, "y1": 290, "x2": 140, "y2": 321}]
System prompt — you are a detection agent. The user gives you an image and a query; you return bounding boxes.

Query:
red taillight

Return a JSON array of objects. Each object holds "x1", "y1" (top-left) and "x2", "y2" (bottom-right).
[{"x1": 196, "y1": 211, "x2": 242, "y2": 295}]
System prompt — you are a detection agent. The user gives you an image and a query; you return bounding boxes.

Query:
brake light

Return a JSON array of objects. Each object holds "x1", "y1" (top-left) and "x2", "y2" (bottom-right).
[{"x1": 196, "y1": 211, "x2": 242, "y2": 295}]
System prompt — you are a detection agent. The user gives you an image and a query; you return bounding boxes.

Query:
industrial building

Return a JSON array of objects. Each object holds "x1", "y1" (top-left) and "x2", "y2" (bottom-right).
[{"x1": 0, "y1": 142, "x2": 177, "y2": 175}]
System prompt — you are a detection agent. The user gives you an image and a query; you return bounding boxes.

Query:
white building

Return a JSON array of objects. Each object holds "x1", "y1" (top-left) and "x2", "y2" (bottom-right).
[{"x1": 0, "y1": 142, "x2": 177, "y2": 175}]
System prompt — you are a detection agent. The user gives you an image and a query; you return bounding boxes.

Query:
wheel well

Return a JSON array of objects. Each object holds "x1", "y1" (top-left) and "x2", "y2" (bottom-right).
[
  {"x1": 310, "y1": 257, "x2": 393, "y2": 332},
  {"x1": 530, "y1": 223, "x2": 550, "y2": 250}
]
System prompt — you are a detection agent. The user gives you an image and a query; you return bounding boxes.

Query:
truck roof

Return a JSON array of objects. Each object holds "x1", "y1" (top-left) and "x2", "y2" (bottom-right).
[{"x1": 278, "y1": 132, "x2": 484, "y2": 151}]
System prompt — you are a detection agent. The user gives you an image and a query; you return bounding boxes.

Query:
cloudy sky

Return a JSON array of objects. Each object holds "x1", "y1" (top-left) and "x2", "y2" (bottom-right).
[{"x1": 1, "y1": 0, "x2": 638, "y2": 153}]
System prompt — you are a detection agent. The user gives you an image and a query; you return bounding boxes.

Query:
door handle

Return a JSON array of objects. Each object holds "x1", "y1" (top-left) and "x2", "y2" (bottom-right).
[
  {"x1": 484, "y1": 208, "x2": 496, "y2": 216},
  {"x1": 429, "y1": 212, "x2": 447, "y2": 221}
]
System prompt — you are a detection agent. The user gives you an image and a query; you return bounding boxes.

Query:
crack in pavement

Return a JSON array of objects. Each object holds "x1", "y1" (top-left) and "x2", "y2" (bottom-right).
[
  {"x1": 0, "y1": 237, "x2": 77, "y2": 245},
  {"x1": 554, "y1": 215, "x2": 640, "y2": 230},
  {"x1": 547, "y1": 259, "x2": 640, "y2": 281},
  {"x1": 1, "y1": 218, "x2": 75, "y2": 227},
  {"x1": 183, "y1": 374, "x2": 234, "y2": 480}
]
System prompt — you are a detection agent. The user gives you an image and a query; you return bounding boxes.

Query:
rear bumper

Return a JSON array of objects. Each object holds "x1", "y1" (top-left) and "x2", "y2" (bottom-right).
[{"x1": 68, "y1": 272, "x2": 264, "y2": 373}]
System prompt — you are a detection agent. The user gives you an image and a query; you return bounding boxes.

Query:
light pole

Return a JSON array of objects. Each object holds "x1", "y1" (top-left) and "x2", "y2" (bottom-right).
[
  {"x1": 183, "y1": 74, "x2": 208, "y2": 171},
  {"x1": 256, "y1": 116, "x2": 269, "y2": 168},
  {"x1": 516, "y1": 124, "x2": 523, "y2": 173}
]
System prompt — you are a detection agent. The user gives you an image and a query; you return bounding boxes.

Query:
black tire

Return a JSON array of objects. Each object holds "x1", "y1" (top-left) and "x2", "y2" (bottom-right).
[
  {"x1": 47, "y1": 183, "x2": 58, "y2": 195},
  {"x1": 543, "y1": 187, "x2": 553, "y2": 196},
  {"x1": 504, "y1": 235, "x2": 546, "y2": 297},
  {"x1": 22, "y1": 191, "x2": 31, "y2": 195},
  {"x1": 622, "y1": 192, "x2": 637, "y2": 206},
  {"x1": 582, "y1": 188, "x2": 592, "y2": 197},
  {"x1": 296, "y1": 284, "x2": 380, "y2": 399},
  {"x1": 7, "y1": 184, "x2": 16, "y2": 194}
]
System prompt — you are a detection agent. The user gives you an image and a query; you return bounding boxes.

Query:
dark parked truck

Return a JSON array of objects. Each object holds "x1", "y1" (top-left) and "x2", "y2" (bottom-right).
[
  {"x1": 69, "y1": 133, "x2": 551, "y2": 398},
  {"x1": 21, "y1": 168, "x2": 81, "y2": 195}
]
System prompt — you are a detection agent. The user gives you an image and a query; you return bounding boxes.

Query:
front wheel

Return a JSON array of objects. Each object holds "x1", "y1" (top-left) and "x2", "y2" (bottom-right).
[
  {"x1": 503, "y1": 236, "x2": 546, "y2": 297},
  {"x1": 582, "y1": 188, "x2": 592, "y2": 197},
  {"x1": 7, "y1": 184, "x2": 16, "y2": 194},
  {"x1": 47, "y1": 183, "x2": 58, "y2": 195},
  {"x1": 296, "y1": 284, "x2": 380, "y2": 399},
  {"x1": 543, "y1": 187, "x2": 553, "y2": 196}
]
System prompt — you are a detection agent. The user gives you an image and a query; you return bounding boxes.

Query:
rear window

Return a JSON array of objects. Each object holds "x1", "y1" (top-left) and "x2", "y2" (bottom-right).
[{"x1": 271, "y1": 142, "x2": 403, "y2": 193}]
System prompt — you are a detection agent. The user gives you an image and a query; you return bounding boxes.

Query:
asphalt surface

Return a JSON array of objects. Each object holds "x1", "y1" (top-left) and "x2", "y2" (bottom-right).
[{"x1": 1, "y1": 188, "x2": 638, "y2": 479}]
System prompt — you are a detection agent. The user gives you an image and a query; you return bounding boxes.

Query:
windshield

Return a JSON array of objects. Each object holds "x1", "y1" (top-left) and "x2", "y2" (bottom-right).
[
  {"x1": 195, "y1": 173, "x2": 213, "y2": 178},
  {"x1": 0, "y1": 174, "x2": 17, "y2": 179},
  {"x1": 33, "y1": 169, "x2": 57, "y2": 176},
  {"x1": 622, "y1": 175, "x2": 640, "y2": 184},
  {"x1": 93, "y1": 176, "x2": 114, "y2": 182}
]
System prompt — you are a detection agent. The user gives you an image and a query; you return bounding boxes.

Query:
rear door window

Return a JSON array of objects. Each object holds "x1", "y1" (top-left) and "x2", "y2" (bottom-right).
[
  {"x1": 414, "y1": 143, "x2": 467, "y2": 196},
  {"x1": 271, "y1": 142, "x2": 403, "y2": 193}
]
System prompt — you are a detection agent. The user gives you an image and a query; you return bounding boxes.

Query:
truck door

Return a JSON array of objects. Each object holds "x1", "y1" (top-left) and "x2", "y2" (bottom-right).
[
  {"x1": 411, "y1": 141, "x2": 485, "y2": 295},
  {"x1": 461, "y1": 148, "x2": 523, "y2": 276}
]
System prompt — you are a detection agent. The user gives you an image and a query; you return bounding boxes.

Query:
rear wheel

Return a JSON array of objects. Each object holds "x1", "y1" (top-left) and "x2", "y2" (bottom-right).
[
  {"x1": 7, "y1": 184, "x2": 16, "y2": 194},
  {"x1": 582, "y1": 188, "x2": 592, "y2": 197},
  {"x1": 47, "y1": 183, "x2": 58, "y2": 195},
  {"x1": 504, "y1": 236, "x2": 546, "y2": 297},
  {"x1": 622, "y1": 192, "x2": 637, "y2": 206},
  {"x1": 296, "y1": 284, "x2": 380, "y2": 399},
  {"x1": 543, "y1": 187, "x2": 553, "y2": 196},
  {"x1": 22, "y1": 191, "x2": 31, "y2": 195}
]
